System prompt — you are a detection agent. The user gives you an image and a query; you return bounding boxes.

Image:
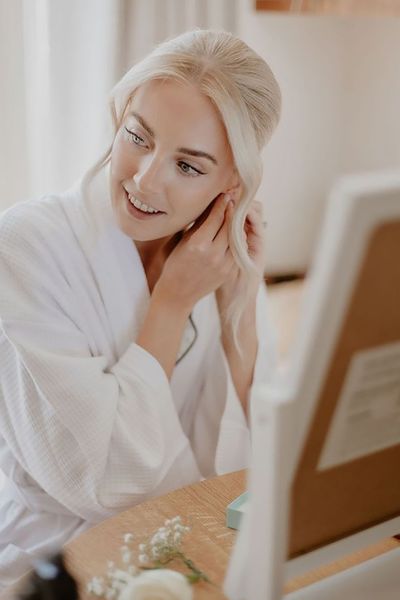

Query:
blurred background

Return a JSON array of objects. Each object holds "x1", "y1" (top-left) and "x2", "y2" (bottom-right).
[{"x1": 1, "y1": 0, "x2": 400, "y2": 277}]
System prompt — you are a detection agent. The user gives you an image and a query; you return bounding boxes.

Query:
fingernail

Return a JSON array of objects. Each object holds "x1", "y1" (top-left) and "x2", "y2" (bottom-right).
[{"x1": 224, "y1": 193, "x2": 231, "y2": 203}]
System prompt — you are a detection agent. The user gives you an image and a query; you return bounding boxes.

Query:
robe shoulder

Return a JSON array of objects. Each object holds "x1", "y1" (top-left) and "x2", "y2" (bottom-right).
[
  {"x1": 0, "y1": 191, "x2": 89, "y2": 331},
  {"x1": 0, "y1": 193, "x2": 73, "y2": 258}
]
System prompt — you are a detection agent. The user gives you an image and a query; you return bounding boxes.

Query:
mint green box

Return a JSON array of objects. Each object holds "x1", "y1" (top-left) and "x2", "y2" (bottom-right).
[{"x1": 226, "y1": 492, "x2": 249, "y2": 530}]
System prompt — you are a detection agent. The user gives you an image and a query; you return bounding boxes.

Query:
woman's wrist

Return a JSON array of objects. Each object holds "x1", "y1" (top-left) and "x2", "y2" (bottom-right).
[
  {"x1": 152, "y1": 281, "x2": 194, "y2": 319},
  {"x1": 220, "y1": 299, "x2": 258, "y2": 419},
  {"x1": 134, "y1": 283, "x2": 195, "y2": 380}
]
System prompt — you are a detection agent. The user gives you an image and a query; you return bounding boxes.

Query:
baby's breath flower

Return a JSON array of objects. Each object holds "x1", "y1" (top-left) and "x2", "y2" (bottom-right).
[
  {"x1": 108, "y1": 569, "x2": 136, "y2": 591},
  {"x1": 86, "y1": 515, "x2": 209, "y2": 598},
  {"x1": 87, "y1": 576, "x2": 105, "y2": 596},
  {"x1": 122, "y1": 551, "x2": 132, "y2": 565},
  {"x1": 120, "y1": 544, "x2": 132, "y2": 565},
  {"x1": 106, "y1": 561, "x2": 115, "y2": 578},
  {"x1": 174, "y1": 532, "x2": 182, "y2": 544}
]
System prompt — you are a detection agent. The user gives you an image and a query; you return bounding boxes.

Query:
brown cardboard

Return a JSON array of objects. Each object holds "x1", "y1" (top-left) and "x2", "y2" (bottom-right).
[
  {"x1": 256, "y1": 0, "x2": 400, "y2": 16},
  {"x1": 289, "y1": 220, "x2": 400, "y2": 557}
]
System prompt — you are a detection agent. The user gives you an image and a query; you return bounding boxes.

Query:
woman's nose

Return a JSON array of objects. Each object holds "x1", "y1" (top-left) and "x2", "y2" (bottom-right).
[{"x1": 133, "y1": 154, "x2": 164, "y2": 195}]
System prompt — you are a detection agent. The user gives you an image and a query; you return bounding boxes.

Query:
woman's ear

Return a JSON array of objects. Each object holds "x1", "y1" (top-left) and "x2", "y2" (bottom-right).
[
  {"x1": 224, "y1": 171, "x2": 242, "y2": 203},
  {"x1": 225, "y1": 181, "x2": 242, "y2": 204}
]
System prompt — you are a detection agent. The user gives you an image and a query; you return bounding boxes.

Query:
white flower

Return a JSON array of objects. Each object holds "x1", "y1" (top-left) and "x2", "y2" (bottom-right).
[
  {"x1": 118, "y1": 569, "x2": 193, "y2": 600},
  {"x1": 108, "y1": 569, "x2": 136, "y2": 592},
  {"x1": 121, "y1": 548, "x2": 132, "y2": 565},
  {"x1": 87, "y1": 576, "x2": 105, "y2": 596},
  {"x1": 173, "y1": 532, "x2": 182, "y2": 544}
]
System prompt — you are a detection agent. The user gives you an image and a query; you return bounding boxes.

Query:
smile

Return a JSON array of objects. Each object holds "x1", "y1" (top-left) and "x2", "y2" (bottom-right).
[{"x1": 127, "y1": 193, "x2": 164, "y2": 214}]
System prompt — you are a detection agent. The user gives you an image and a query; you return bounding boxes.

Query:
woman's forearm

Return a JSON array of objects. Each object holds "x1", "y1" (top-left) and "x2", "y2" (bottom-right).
[
  {"x1": 220, "y1": 297, "x2": 258, "y2": 418},
  {"x1": 135, "y1": 285, "x2": 192, "y2": 380}
]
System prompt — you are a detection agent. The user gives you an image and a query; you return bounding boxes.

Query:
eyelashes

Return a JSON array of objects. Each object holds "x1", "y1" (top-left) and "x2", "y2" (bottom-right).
[
  {"x1": 124, "y1": 128, "x2": 145, "y2": 147},
  {"x1": 123, "y1": 126, "x2": 205, "y2": 177}
]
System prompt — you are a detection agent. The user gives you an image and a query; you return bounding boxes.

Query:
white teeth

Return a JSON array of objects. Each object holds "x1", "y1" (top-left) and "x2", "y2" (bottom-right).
[{"x1": 128, "y1": 193, "x2": 161, "y2": 214}]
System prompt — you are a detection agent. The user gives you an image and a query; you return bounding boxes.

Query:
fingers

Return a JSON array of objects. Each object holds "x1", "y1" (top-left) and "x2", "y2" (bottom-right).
[
  {"x1": 198, "y1": 198, "x2": 235, "y2": 273},
  {"x1": 213, "y1": 199, "x2": 233, "y2": 254},
  {"x1": 191, "y1": 193, "x2": 230, "y2": 242},
  {"x1": 186, "y1": 197, "x2": 217, "y2": 236},
  {"x1": 245, "y1": 200, "x2": 265, "y2": 235},
  {"x1": 246, "y1": 200, "x2": 263, "y2": 220}
]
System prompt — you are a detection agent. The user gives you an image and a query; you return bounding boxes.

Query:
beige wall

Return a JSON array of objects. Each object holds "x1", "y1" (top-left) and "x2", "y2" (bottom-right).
[{"x1": 238, "y1": 0, "x2": 400, "y2": 275}]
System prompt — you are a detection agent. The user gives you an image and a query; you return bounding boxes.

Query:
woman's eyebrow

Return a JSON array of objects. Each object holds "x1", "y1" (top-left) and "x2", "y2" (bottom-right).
[
  {"x1": 128, "y1": 110, "x2": 218, "y2": 166},
  {"x1": 177, "y1": 147, "x2": 218, "y2": 166},
  {"x1": 129, "y1": 111, "x2": 155, "y2": 137}
]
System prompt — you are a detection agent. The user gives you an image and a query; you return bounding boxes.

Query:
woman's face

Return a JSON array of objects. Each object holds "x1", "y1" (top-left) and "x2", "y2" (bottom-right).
[{"x1": 109, "y1": 78, "x2": 238, "y2": 241}]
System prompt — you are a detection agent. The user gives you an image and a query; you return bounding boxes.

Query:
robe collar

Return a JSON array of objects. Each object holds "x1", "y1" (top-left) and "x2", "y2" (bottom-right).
[{"x1": 62, "y1": 163, "x2": 196, "y2": 363}]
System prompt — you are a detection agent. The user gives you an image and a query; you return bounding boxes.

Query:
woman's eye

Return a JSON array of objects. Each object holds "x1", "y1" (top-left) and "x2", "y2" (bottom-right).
[
  {"x1": 178, "y1": 161, "x2": 203, "y2": 177},
  {"x1": 123, "y1": 128, "x2": 203, "y2": 176},
  {"x1": 124, "y1": 127, "x2": 146, "y2": 147}
]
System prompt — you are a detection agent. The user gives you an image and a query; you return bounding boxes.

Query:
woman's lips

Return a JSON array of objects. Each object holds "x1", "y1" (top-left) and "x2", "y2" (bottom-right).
[{"x1": 124, "y1": 190, "x2": 165, "y2": 220}]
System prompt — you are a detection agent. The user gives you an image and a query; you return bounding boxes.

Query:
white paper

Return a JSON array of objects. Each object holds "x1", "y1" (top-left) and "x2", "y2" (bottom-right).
[{"x1": 318, "y1": 341, "x2": 400, "y2": 470}]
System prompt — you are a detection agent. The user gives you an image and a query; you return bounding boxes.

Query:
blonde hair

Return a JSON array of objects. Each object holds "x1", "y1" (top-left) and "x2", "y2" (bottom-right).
[{"x1": 83, "y1": 29, "x2": 281, "y2": 351}]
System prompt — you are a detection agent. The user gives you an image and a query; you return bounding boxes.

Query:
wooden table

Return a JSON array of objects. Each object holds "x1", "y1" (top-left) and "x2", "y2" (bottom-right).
[
  {"x1": 66, "y1": 471, "x2": 245, "y2": 599},
  {"x1": 3, "y1": 469, "x2": 399, "y2": 599}
]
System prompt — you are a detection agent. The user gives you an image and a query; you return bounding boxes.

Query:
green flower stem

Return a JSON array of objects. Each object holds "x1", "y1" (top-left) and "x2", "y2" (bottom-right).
[
  {"x1": 142, "y1": 550, "x2": 213, "y2": 586},
  {"x1": 175, "y1": 551, "x2": 213, "y2": 585}
]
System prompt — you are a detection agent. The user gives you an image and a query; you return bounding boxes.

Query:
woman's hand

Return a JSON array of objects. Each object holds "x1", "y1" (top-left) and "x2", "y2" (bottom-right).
[
  {"x1": 215, "y1": 198, "x2": 266, "y2": 313},
  {"x1": 243, "y1": 199, "x2": 267, "y2": 277},
  {"x1": 154, "y1": 193, "x2": 237, "y2": 312}
]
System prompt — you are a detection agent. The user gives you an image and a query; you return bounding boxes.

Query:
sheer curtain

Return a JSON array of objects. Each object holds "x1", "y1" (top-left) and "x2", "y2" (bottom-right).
[
  {"x1": 0, "y1": 0, "x2": 237, "y2": 493},
  {"x1": 0, "y1": 0, "x2": 237, "y2": 211}
]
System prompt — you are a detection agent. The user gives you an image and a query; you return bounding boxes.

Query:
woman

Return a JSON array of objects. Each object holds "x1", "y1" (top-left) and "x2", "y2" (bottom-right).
[{"x1": 0, "y1": 29, "x2": 281, "y2": 588}]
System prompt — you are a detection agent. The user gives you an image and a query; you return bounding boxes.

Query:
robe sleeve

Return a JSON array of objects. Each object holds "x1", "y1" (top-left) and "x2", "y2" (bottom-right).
[
  {"x1": 0, "y1": 207, "x2": 202, "y2": 523},
  {"x1": 190, "y1": 283, "x2": 279, "y2": 477}
]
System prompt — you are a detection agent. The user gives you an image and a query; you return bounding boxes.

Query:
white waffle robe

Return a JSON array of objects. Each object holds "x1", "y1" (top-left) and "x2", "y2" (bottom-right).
[{"x1": 0, "y1": 166, "x2": 277, "y2": 589}]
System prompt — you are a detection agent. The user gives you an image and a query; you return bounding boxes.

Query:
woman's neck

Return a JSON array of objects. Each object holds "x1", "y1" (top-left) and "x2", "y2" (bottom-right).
[{"x1": 134, "y1": 232, "x2": 183, "y2": 293}]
